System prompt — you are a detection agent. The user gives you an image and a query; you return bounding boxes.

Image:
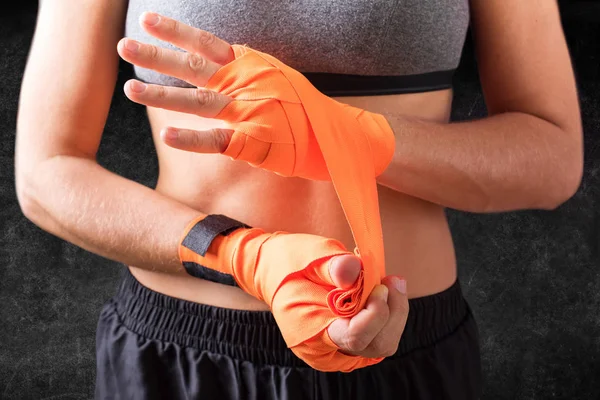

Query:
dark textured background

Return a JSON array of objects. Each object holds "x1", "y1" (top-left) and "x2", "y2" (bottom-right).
[{"x1": 1, "y1": 1, "x2": 599, "y2": 399}]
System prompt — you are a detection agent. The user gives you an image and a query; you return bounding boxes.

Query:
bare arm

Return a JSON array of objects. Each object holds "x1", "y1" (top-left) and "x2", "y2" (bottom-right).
[
  {"x1": 377, "y1": 0, "x2": 583, "y2": 213},
  {"x1": 15, "y1": 0, "x2": 199, "y2": 272}
]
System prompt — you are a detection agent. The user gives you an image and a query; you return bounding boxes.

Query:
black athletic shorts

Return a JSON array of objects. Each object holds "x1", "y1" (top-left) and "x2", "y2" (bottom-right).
[{"x1": 95, "y1": 268, "x2": 482, "y2": 399}]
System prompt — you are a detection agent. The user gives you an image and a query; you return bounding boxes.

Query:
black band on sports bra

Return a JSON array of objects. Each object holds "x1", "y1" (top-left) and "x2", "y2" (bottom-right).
[{"x1": 302, "y1": 69, "x2": 456, "y2": 97}]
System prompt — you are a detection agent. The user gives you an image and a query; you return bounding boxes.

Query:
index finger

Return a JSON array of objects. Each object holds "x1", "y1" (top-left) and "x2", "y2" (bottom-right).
[{"x1": 139, "y1": 11, "x2": 234, "y2": 65}]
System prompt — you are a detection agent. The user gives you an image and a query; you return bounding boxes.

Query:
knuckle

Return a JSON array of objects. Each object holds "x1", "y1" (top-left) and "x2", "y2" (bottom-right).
[
  {"x1": 181, "y1": 130, "x2": 198, "y2": 147},
  {"x1": 170, "y1": 19, "x2": 181, "y2": 35},
  {"x1": 212, "y1": 129, "x2": 230, "y2": 152},
  {"x1": 381, "y1": 343, "x2": 398, "y2": 358},
  {"x1": 388, "y1": 342, "x2": 399, "y2": 356},
  {"x1": 156, "y1": 85, "x2": 168, "y2": 99},
  {"x1": 193, "y1": 89, "x2": 213, "y2": 107},
  {"x1": 187, "y1": 53, "x2": 206, "y2": 73},
  {"x1": 370, "y1": 338, "x2": 398, "y2": 357},
  {"x1": 191, "y1": 132, "x2": 205, "y2": 147},
  {"x1": 196, "y1": 30, "x2": 216, "y2": 49},
  {"x1": 400, "y1": 301, "x2": 410, "y2": 315},
  {"x1": 345, "y1": 334, "x2": 370, "y2": 353},
  {"x1": 147, "y1": 45, "x2": 160, "y2": 61}
]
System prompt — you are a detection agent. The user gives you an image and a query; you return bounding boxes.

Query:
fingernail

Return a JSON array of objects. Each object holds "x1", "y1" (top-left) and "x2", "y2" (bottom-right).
[
  {"x1": 142, "y1": 12, "x2": 160, "y2": 26},
  {"x1": 129, "y1": 81, "x2": 146, "y2": 93},
  {"x1": 124, "y1": 39, "x2": 139, "y2": 53},
  {"x1": 163, "y1": 128, "x2": 179, "y2": 140},
  {"x1": 377, "y1": 285, "x2": 389, "y2": 302},
  {"x1": 392, "y1": 277, "x2": 407, "y2": 294}
]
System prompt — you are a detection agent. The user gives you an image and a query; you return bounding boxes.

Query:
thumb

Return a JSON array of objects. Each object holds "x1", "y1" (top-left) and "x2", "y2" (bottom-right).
[
  {"x1": 328, "y1": 254, "x2": 362, "y2": 289},
  {"x1": 161, "y1": 127, "x2": 233, "y2": 154}
]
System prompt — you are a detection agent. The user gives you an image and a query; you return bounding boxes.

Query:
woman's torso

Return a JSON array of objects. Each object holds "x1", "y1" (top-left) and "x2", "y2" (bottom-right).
[{"x1": 125, "y1": 0, "x2": 470, "y2": 310}]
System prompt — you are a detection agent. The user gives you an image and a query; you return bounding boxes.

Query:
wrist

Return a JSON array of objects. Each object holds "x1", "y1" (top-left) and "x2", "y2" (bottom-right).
[
  {"x1": 355, "y1": 110, "x2": 396, "y2": 177},
  {"x1": 178, "y1": 214, "x2": 254, "y2": 284}
]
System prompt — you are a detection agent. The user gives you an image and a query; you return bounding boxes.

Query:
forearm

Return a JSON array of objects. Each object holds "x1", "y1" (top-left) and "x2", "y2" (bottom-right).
[
  {"x1": 19, "y1": 155, "x2": 200, "y2": 273},
  {"x1": 377, "y1": 111, "x2": 583, "y2": 213}
]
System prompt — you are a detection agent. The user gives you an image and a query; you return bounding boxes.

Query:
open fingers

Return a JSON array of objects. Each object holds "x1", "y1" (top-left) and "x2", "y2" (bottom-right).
[
  {"x1": 118, "y1": 37, "x2": 221, "y2": 87},
  {"x1": 123, "y1": 79, "x2": 232, "y2": 118},
  {"x1": 139, "y1": 12, "x2": 234, "y2": 65}
]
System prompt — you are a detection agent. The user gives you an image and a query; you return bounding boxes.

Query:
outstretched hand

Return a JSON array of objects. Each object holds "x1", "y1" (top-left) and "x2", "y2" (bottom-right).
[
  {"x1": 117, "y1": 12, "x2": 395, "y2": 181},
  {"x1": 117, "y1": 12, "x2": 236, "y2": 154}
]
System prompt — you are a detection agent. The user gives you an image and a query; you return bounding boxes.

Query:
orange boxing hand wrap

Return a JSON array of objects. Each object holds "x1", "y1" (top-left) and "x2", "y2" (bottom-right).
[
  {"x1": 182, "y1": 45, "x2": 393, "y2": 372},
  {"x1": 178, "y1": 215, "x2": 384, "y2": 372},
  {"x1": 204, "y1": 44, "x2": 396, "y2": 180}
]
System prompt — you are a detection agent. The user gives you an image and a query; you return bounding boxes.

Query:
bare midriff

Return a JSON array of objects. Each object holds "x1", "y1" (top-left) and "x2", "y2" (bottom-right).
[{"x1": 129, "y1": 88, "x2": 457, "y2": 311}]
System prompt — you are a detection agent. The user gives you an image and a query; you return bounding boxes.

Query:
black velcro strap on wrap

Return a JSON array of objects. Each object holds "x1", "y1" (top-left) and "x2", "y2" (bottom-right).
[
  {"x1": 181, "y1": 214, "x2": 250, "y2": 256},
  {"x1": 180, "y1": 214, "x2": 250, "y2": 287},
  {"x1": 182, "y1": 261, "x2": 239, "y2": 287}
]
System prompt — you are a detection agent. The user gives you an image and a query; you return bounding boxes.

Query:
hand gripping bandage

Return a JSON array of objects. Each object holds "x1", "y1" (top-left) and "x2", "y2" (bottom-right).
[
  {"x1": 179, "y1": 45, "x2": 396, "y2": 372},
  {"x1": 179, "y1": 216, "x2": 380, "y2": 372}
]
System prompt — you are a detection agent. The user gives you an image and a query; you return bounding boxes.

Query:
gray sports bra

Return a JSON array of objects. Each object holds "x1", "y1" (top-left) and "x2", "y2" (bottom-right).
[{"x1": 125, "y1": 0, "x2": 470, "y2": 96}]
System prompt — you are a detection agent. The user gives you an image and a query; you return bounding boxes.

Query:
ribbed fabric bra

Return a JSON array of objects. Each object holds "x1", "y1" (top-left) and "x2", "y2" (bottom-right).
[{"x1": 125, "y1": 0, "x2": 470, "y2": 96}]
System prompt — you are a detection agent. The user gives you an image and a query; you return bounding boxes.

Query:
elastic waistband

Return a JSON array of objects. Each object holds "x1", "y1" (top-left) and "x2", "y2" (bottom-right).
[{"x1": 113, "y1": 268, "x2": 469, "y2": 368}]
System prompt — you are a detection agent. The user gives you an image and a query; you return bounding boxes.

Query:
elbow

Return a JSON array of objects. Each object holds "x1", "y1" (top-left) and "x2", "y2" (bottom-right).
[
  {"x1": 15, "y1": 150, "x2": 52, "y2": 225},
  {"x1": 539, "y1": 139, "x2": 584, "y2": 211},
  {"x1": 15, "y1": 171, "x2": 44, "y2": 224},
  {"x1": 543, "y1": 164, "x2": 583, "y2": 210},
  {"x1": 15, "y1": 129, "x2": 45, "y2": 223}
]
